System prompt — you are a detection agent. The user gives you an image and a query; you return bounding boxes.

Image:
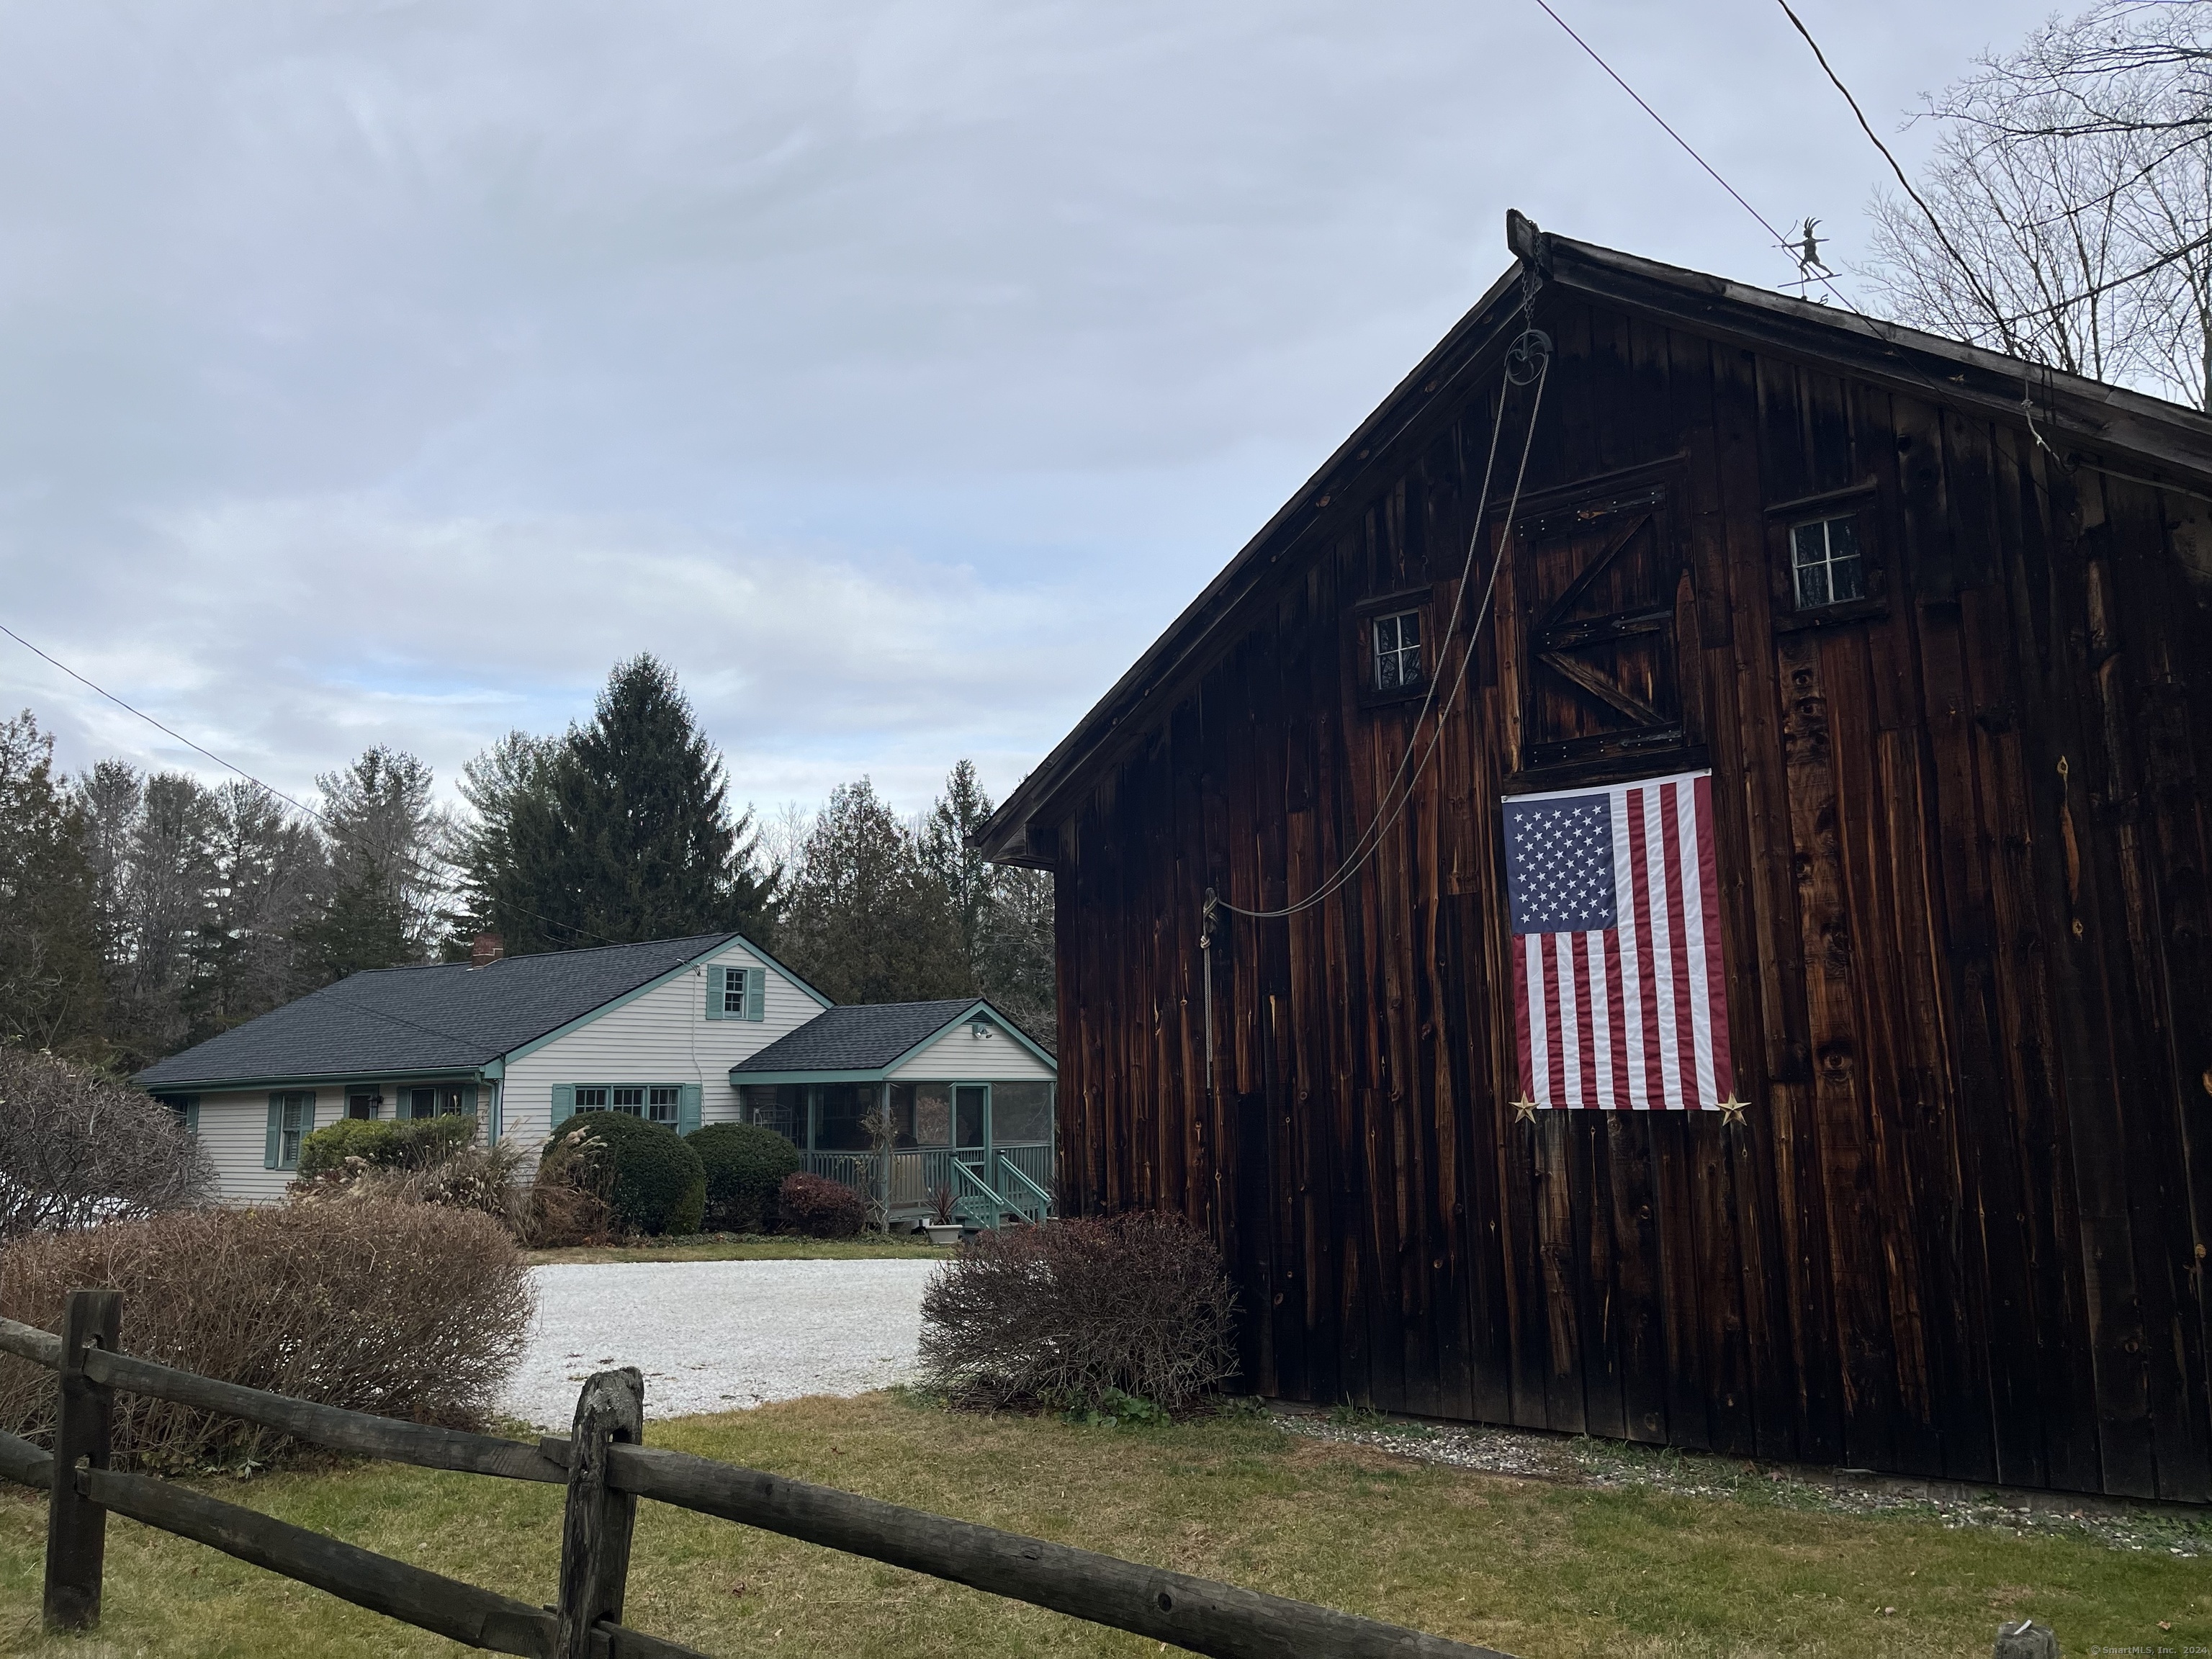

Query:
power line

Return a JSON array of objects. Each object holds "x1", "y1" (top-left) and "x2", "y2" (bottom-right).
[
  {"x1": 1529, "y1": 0, "x2": 1862, "y2": 314},
  {"x1": 0, "y1": 617, "x2": 629, "y2": 951},
  {"x1": 1213, "y1": 334, "x2": 1553, "y2": 925},
  {"x1": 1769, "y1": 0, "x2": 2026, "y2": 355},
  {"x1": 0, "y1": 620, "x2": 336, "y2": 830}
]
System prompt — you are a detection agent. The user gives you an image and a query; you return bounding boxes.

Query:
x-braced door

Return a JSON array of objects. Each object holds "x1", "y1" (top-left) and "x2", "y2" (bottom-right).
[{"x1": 1514, "y1": 482, "x2": 1691, "y2": 774}]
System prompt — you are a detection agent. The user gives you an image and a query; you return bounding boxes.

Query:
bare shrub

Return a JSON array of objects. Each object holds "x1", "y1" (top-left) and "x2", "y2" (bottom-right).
[
  {"x1": 0, "y1": 1048, "x2": 211, "y2": 1238},
  {"x1": 0, "y1": 1200, "x2": 533, "y2": 1467},
  {"x1": 918, "y1": 1210, "x2": 1238, "y2": 1412},
  {"x1": 776, "y1": 1171, "x2": 866, "y2": 1238},
  {"x1": 293, "y1": 1139, "x2": 534, "y2": 1238}
]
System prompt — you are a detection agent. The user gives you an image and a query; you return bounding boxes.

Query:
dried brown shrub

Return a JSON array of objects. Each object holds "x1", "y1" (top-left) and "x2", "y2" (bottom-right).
[
  {"x1": 292, "y1": 1139, "x2": 535, "y2": 1238},
  {"x1": 0, "y1": 1048, "x2": 212, "y2": 1239},
  {"x1": 521, "y1": 1124, "x2": 616, "y2": 1247},
  {"x1": 0, "y1": 1200, "x2": 533, "y2": 1467},
  {"x1": 917, "y1": 1210, "x2": 1238, "y2": 1412}
]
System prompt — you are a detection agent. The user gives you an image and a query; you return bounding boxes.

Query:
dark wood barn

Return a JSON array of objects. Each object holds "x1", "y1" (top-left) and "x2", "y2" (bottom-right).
[{"x1": 976, "y1": 214, "x2": 2212, "y2": 1503}]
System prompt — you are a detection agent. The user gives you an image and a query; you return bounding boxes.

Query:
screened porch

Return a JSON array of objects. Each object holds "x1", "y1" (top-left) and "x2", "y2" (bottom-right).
[{"x1": 734, "y1": 1079, "x2": 1055, "y2": 1226}]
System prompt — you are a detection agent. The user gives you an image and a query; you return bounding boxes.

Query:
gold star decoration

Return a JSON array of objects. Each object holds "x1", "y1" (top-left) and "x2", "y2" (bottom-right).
[
  {"x1": 1511, "y1": 1094, "x2": 1539, "y2": 1124},
  {"x1": 1715, "y1": 1093, "x2": 1750, "y2": 1127}
]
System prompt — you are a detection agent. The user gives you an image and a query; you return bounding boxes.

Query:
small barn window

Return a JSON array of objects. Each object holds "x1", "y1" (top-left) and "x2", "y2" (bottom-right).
[
  {"x1": 1374, "y1": 611, "x2": 1424, "y2": 690},
  {"x1": 1790, "y1": 515, "x2": 1865, "y2": 609}
]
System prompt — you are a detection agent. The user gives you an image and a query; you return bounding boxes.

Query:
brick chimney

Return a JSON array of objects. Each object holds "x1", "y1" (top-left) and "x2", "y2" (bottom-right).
[{"x1": 471, "y1": 932, "x2": 505, "y2": 968}]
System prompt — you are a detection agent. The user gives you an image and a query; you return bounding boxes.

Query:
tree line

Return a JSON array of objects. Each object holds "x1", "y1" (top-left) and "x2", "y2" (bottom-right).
[{"x1": 0, "y1": 655, "x2": 1053, "y2": 1075}]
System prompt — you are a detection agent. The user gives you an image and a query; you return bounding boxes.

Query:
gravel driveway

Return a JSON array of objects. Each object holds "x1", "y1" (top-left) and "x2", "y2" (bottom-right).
[{"x1": 502, "y1": 1258, "x2": 942, "y2": 1429}]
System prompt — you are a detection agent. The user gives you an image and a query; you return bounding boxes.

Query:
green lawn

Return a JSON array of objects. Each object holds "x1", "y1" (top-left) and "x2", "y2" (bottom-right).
[
  {"x1": 0, "y1": 1393, "x2": 2203, "y2": 1658},
  {"x1": 523, "y1": 1232, "x2": 946, "y2": 1265}
]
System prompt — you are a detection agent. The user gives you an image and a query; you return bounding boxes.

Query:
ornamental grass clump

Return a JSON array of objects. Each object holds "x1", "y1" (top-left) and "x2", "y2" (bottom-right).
[
  {"x1": 918, "y1": 1210, "x2": 1238, "y2": 1413},
  {"x1": 0, "y1": 1200, "x2": 533, "y2": 1469}
]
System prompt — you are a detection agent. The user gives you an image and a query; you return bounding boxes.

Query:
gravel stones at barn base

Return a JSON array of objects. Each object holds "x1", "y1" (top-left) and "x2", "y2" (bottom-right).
[{"x1": 503, "y1": 1257, "x2": 940, "y2": 1429}]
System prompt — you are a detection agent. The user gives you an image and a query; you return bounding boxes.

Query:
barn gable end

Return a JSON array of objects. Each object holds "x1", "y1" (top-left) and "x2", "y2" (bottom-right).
[{"x1": 981, "y1": 216, "x2": 2212, "y2": 1503}]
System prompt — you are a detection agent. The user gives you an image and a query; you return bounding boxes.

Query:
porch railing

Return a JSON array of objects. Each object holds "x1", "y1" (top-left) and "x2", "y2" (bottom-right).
[{"x1": 801, "y1": 1146, "x2": 1053, "y2": 1226}]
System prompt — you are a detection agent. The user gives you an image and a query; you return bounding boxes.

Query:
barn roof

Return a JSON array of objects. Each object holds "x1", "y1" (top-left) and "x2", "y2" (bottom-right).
[{"x1": 973, "y1": 210, "x2": 2212, "y2": 866}]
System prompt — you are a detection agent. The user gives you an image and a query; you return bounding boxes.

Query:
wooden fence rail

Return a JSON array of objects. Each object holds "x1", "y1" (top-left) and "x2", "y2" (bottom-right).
[{"x1": 0, "y1": 1293, "x2": 1512, "y2": 1659}]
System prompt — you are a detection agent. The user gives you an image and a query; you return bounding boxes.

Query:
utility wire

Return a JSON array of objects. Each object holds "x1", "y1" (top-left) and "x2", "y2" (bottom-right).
[
  {"x1": 1770, "y1": 0, "x2": 2026, "y2": 354},
  {"x1": 0, "y1": 618, "x2": 629, "y2": 951},
  {"x1": 1529, "y1": 0, "x2": 1866, "y2": 317},
  {"x1": 1215, "y1": 341, "x2": 1552, "y2": 924}
]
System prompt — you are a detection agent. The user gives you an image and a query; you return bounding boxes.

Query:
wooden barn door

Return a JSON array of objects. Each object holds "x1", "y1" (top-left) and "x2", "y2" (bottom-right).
[{"x1": 1510, "y1": 479, "x2": 1696, "y2": 777}]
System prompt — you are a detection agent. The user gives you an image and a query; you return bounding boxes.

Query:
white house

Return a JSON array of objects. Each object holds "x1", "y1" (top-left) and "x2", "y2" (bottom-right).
[{"x1": 134, "y1": 930, "x2": 1056, "y2": 1223}]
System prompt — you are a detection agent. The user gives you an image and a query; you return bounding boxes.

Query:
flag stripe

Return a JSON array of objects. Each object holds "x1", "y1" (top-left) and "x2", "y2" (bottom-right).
[
  {"x1": 1573, "y1": 931, "x2": 1601, "y2": 1110},
  {"x1": 1695, "y1": 773, "x2": 1736, "y2": 1102}
]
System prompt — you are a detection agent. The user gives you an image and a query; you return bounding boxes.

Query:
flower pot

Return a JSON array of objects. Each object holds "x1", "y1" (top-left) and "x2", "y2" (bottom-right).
[{"x1": 923, "y1": 1223, "x2": 963, "y2": 1246}]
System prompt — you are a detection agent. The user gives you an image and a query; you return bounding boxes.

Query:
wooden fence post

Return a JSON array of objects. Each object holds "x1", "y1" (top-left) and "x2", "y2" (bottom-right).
[
  {"x1": 43, "y1": 1287, "x2": 121, "y2": 1632},
  {"x1": 554, "y1": 1367, "x2": 644, "y2": 1659}
]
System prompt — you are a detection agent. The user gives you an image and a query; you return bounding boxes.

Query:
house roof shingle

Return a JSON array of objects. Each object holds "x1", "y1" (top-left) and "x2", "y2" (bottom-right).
[
  {"x1": 135, "y1": 932, "x2": 745, "y2": 1089},
  {"x1": 729, "y1": 999, "x2": 984, "y2": 1076}
]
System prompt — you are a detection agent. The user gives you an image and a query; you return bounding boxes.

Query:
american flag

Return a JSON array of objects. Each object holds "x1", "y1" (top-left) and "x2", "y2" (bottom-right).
[{"x1": 1501, "y1": 768, "x2": 1736, "y2": 1112}]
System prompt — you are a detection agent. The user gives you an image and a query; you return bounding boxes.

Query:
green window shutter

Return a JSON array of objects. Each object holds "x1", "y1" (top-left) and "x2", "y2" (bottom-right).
[
  {"x1": 183, "y1": 1097, "x2": 199, "y2": 1136},
  {"x1": 744, "y1": 967, "x2": 765, "y2": 1022},
  {"x1": 461, "y1": 1082, "x2": 478, "y2": 1115},
  {"x1": 678, "y1": 1082, "x2": 701, "y2": 1136},
  {"x1": 552, "y1": 1084, "x2": 575, "y2": 1126},
  {"x1": 264, "y1": 1094, "x2": 282, "y2": 1169},
  {"x1": 704, "y1": 966, "x2": 727, "y2": 1020}
]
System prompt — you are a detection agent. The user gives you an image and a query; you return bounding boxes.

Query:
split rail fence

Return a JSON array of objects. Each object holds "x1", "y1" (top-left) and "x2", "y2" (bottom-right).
[{"x1": 0, "y1": 1289, "x2": 1511, "y2": 1658}]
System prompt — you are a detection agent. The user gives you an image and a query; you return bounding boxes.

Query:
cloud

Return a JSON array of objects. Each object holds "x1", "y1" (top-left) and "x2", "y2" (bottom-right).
[{"x1": 0, "y1": 0, "x2": 2051, "y2": 815}]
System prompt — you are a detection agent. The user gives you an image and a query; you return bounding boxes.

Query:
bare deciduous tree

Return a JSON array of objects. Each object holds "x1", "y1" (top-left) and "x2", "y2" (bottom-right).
[
  {"x1": 1868, "y1": 0, "x2": 2212, "y2": 408},
  {"x1": 0, "y1": 1048, "x2": 212, "y2": 1239}
]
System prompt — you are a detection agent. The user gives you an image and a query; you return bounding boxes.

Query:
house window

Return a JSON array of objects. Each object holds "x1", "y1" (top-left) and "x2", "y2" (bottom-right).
[
  {"x1": 158, "y1": 1094, "x2": 199, "y2": 1136},
  {"x1": 346, "y1": 1091, "x2": 379, "y2": 1120},
  {"x1": 723, "y1": 971, "x2": 747, "y2": 1016},
  {"x1": 1790, "y1": 515, "x2": 1865, "y2": 609},
  {"x1": 575, "y1": 1086, "x2": 610, "y2": 1111},
  {"x1": 1373, "y1": 610, "x2": 1423, "y2": 691},
  {"x1": 407, "y1": 1084, "x2": 467, "y2": 1118},
  {"x1": 610, "y1": 1086, "x2": 646, "y2": 1116},
  {"x1": 276, "y1": 1092, "x2": 313, "y2": 1169},
  {"x1": 647, "y1": 1085, "x2": 680, "y2": 1125}
]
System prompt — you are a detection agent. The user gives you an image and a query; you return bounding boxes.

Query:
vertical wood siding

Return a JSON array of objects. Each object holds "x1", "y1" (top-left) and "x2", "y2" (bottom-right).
[{"x1": 1047, "y1": 300, "x2": 2212, "y2": 1502}]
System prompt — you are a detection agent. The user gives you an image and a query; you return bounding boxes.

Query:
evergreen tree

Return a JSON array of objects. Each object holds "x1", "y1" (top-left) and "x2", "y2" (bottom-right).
[
  {"x1": 0, "y1": 711, "x2": 105, "y2": 1058},
  {"x1": 188, "y1": 782, "x2": 326, "y2": 1040},
  {"x1": 780, "y1": 778, "x2": 970, "y2": 1005},
  {"x1": 482, "y1": 657, "x2": 772, "y2": 952},
  {"x1": 445, "y1": 729, "x2": 559, "y2": 952},
  {"x1": 310, "y1": 745, "x2": 444, "y2": 967},
  {"x1": 919, "y1": 760, "x2": 1056, "y2": 1046},
  {"x1": 920, "y1": 758, "x2": 997, "y2": 976}
]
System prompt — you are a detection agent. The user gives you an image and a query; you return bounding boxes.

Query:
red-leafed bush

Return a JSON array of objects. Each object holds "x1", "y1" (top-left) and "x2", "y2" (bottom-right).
[
  {"x1": 918, "y1": 1210, "x2": 1238, "y2": 1412},
  {"x1": 775, "y1": 1172, "x2": 866, "y2": 1238}
]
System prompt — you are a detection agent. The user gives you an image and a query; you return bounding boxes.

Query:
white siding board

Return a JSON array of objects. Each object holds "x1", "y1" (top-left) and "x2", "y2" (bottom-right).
[
  {"x1": 888, "y1": 1023, "x2": 1056, "y2": 1082},
  {"x1": 194, "y1": 1087, "x2": 332, "y2": 1205},
  {"x1": 499, "y1": 943, "x2": 811, "y2": 1153}
]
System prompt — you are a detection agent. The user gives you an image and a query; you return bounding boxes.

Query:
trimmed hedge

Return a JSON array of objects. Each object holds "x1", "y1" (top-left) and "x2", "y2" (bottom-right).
[
  {"x1": 554, "y1": 1111, "x2": 706, "y2": 1237},
  {"x1": 776, "y1": 1172, "x2": 866, "y2": 1238},
  {"x1": 685, "y1": 1123, "x2": 801, "y2": 1232},
  {"x1": 297, "y1": 1113, "x2": 477, "y2": 1178}
]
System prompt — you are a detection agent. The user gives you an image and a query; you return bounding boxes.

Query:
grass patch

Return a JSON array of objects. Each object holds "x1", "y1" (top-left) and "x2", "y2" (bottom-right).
[
  {"x1": 523, "y1": 1232, "x2": 946, "y2": 1266},
  {"x1": 0, "y1": 1393, "x2": 2204, "y2": 1656}
]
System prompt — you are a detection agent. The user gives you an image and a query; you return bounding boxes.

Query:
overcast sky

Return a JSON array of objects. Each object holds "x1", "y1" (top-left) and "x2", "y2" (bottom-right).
[{"x1": 0, "y1": 0, "x2": 2051, "y2": 823}]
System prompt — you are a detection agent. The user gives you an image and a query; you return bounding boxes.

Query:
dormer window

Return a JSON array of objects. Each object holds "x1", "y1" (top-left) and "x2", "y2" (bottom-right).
[
  {"x1": 1374, "y1": 611, "x2": 1424, "y2": 690},
  {"x1": 1791, "y1": 515, "x2": 1864, "y2": 609}
]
